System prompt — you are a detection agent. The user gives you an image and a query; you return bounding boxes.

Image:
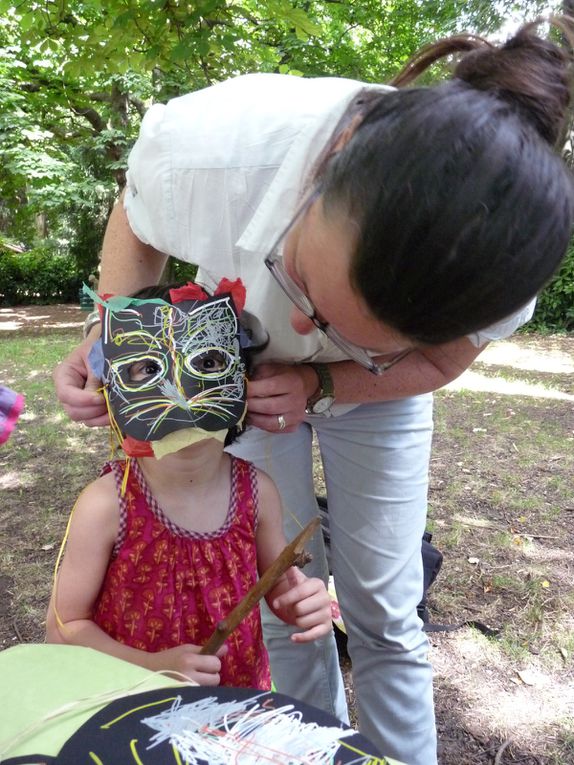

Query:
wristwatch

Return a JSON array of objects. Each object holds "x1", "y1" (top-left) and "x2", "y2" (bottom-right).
[{"x1": 305, "y1": 363, "x2": 335, "y2": 416}]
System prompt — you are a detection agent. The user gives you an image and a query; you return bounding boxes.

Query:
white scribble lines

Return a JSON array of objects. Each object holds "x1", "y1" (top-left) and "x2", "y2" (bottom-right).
[{"x1": 141, "y1": 694, "x2": 371, "y2": 765}]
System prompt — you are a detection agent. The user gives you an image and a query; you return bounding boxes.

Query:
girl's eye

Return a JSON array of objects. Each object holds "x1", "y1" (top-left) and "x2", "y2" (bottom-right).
[
  {"x1": 186, "y1": 349, "x2": 232, "y2": 376},
  {"x1": 129, "y1": 359, "x2": 162, "y2": 382}
]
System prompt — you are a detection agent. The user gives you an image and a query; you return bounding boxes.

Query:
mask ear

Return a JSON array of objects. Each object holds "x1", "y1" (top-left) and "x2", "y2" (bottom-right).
[
  {"x1": 214, "y1": 278, "x2": 246, "y2": 314},
  {"x1": 87, "y1": 339, "x2": 105, "y2": 379},
  {"x1": 106, "y1": 307, "x2": 147, "y2": 337}
]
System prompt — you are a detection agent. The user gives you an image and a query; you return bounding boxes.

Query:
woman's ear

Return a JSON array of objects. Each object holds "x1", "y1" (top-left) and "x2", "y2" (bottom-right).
[{"x1": 330, "y1": 113, "x2": 364, "y2": 153}]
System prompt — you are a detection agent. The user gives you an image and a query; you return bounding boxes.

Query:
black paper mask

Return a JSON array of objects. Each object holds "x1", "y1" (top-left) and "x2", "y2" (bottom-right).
[{"x1": 100, "y1": 293, "x2": 247, "y2": 443}]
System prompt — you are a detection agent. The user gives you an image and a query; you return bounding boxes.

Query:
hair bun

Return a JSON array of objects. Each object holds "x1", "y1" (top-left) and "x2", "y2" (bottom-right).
[{"x1": 454, "y1": 23, "x2": 571, "y2": 144}]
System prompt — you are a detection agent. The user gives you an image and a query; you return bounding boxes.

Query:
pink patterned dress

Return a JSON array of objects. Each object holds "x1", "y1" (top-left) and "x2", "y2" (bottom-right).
[{"x1": 93, "y1": 457, "x2": 271, "y2": 689}]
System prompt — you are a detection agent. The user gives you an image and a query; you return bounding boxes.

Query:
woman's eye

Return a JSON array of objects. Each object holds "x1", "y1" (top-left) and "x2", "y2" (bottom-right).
[
  {"x1": 129, "y1": 360, "x2": 162, "y2": 382},
  {"x1": 187, "y1": 349, "x2": 231, "y2": 375}
]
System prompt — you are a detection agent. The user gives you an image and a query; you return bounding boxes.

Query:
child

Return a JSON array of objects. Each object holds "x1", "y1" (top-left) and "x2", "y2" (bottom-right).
[{"x1": 46, "y1": 279, "x2": 332, "y2": 689}]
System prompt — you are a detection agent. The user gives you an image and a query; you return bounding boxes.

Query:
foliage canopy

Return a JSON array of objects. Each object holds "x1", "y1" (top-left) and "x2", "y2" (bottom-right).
[{"x1": 1, "y1": 0, "x2": 569, "y2": 327}]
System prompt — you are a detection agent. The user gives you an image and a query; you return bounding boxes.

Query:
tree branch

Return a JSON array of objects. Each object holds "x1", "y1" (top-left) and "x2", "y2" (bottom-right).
[{"x1": 200, "y1": 518, "x2": 320, "y2": 655}]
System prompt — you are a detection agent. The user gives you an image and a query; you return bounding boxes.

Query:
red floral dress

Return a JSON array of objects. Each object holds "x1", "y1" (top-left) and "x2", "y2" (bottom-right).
[{"x1": 93, "y1": 457, "x2": 271, "y2": 689}]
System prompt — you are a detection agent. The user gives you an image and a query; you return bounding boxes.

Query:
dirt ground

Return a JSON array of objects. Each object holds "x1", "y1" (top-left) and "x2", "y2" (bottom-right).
[{"x1": 1, "y1": 304, "x2": 573, "y2": 764}]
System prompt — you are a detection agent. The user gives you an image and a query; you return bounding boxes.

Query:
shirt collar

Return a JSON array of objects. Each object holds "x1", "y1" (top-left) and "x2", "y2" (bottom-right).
[{"x1": 236, "y1": 82, "x2": 393, "y2": 255}]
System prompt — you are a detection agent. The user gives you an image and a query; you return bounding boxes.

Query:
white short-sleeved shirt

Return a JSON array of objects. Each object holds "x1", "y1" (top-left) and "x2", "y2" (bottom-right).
[{"x1": 124, "y1": 73, "x2": 535, "y2": 367}]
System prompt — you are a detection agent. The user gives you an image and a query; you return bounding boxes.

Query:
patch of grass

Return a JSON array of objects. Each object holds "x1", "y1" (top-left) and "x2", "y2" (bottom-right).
[
  {"x1": 436, "y1": 518, "x2": 465, "y2": 549},
  {"x1": 547, "y1": 722, "x2": 574, "y2": 765},
  {"x1": 1, "y1": 319, "x2": 574, "y2": 764},
  {"x1": 496, "y1": 632, "x2": 536, "y2": 664}
]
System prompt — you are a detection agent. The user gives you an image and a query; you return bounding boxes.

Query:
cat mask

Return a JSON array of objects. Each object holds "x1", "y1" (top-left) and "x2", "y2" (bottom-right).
[{"x1": 92, "y1": 281, "x2": 248, "y2": 450}]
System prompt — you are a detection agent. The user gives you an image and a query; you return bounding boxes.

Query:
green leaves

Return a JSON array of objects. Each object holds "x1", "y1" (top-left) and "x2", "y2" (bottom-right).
[
  {"x1": 2, "y1": 0, "x2": 566, "y2": 308},
  {"x1": 530, "y1": 244, "x2": 574, "y2": 332}
]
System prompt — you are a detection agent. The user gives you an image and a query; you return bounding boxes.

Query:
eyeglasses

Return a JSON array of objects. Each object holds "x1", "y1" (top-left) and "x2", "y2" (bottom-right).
[{"x1": 264, "y1": 189, "x2": 411, "y2": 376}]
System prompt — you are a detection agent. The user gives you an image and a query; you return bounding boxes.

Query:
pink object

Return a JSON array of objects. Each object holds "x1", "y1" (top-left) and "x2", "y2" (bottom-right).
[{"x1": 0, "y1": 386, "x2": 24, "y2": 445}]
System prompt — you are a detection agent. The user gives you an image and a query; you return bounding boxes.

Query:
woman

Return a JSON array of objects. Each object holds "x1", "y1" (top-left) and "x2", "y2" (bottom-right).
[{"x1": 54, "y1": 21, "x2": 574, "y2": 765}]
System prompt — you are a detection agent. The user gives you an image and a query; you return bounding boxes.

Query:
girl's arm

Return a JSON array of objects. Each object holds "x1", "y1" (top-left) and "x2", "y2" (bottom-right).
[
  {"x1": 255, "y1": 470, "x2": 332, "y2": 643},
  {"x1": 46, "y1": 474, "x2": 224, "y2": 684}
]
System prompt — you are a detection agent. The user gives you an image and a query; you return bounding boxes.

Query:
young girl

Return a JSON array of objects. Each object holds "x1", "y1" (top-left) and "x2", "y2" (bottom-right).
[{"x1": 46, "y1": 279, "x2": 331, "y2": 688}]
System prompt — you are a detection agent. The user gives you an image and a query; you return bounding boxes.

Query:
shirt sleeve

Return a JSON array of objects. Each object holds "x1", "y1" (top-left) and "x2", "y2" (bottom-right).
[
  {"x1": 467, "y1": 298, "x2": 537, "y2": 347},
  {"x1": 123, "y1": 103, "x2": 176, "y2": 255}
]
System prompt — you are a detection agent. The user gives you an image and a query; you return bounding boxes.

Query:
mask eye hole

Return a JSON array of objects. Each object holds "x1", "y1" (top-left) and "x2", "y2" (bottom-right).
[
  {"x1": 129, "y1": 359, "x2": 163, "y2": 382},
  {"x1": 185, "y1": 348, "x2": 234, "y2": 377},
  {"x1": 112, "y1": 355, "x2": 166, "y2": 391}
]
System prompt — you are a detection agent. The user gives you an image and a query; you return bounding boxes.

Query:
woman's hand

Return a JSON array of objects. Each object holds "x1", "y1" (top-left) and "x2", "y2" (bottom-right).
[
  {"x1": 53, "y1": 331, "x2": 109, "y2": 426},
  {"x1": 147, "y1": 644, "x2": 227, "y2": 685},
  {"x1": 246, "y1": 363, "x2": 319, "y2": 433},
  {"x1": 267, "y1": 567, "x2": 332, "y2": 643}
]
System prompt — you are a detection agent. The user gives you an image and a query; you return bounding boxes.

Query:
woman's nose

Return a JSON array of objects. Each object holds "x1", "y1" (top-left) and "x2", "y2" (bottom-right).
[{"x1": 290, "y1": 307, "x2": 316, "y2": 335}]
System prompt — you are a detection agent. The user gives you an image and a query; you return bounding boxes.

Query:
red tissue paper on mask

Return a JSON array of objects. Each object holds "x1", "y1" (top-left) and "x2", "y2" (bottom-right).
[
  {"x1": 121, "y1": 435, "x2": 154, "y2": 457},
  {"x1": 214, "y1": 278, "x2": 246, "y2": 314},
  {"x1": 169, "y1": 283, "x2": 209, "y2": 304}
]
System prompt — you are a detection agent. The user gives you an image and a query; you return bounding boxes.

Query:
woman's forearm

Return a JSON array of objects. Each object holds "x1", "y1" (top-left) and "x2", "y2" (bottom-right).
[
  {"x1": 99, "y1": 193, "x2": 168, "y2": 296},
  {"x1": 328, "y1": 335, "x2": 484, "y2": 404}
]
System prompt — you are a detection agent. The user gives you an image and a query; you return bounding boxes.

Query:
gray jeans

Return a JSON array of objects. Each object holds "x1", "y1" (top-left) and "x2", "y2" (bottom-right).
[{"x1": 228, "y1": 394, "x2": 436, "y2": 765}]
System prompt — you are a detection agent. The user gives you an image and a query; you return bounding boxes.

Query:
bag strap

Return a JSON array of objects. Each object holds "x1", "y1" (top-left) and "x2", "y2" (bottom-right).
[{"x1": 423, "y1": 620, "x2": 500, "y2": 637}]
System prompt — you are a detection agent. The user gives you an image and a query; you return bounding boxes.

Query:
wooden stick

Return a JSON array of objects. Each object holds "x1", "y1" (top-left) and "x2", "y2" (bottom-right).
[{"x1": 200, "y1": 517, "x2": 320, "y2": 655}]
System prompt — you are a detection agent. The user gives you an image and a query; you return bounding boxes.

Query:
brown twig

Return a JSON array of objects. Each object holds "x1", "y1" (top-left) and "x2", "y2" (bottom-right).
[
  {"x1": 200, "y1": 518, "x2": 320, "y2": 655},
  {"x1": 12, "y1": 619, "x2": 23, "y2": 643},
  {"x1": 493, "y1": 739, "x2": 512, "y2": 765}
]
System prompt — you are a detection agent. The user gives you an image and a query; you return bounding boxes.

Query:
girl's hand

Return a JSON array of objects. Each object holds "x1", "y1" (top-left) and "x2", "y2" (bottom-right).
[
  {"x1": 269, "y1": 567, "x2": 332, "y2": 643},
  {"x1": 147, "y1": 644, "x2": 227, "y2": 685},
  {"x1": 246, "y1": 363, "x2": 319, "y2": 433}
]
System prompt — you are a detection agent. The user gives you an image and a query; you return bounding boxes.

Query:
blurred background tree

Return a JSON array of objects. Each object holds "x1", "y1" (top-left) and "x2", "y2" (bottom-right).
[{"x1": 0, "y1": 0, "x2": 567, "y2": 318}]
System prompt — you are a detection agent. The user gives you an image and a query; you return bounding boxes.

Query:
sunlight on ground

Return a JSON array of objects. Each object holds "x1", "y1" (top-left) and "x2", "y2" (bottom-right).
[
  {"x1": 521, "y1": 544, "x2": 574, "y2": 565},
  {"x1": 66, "y1": 435, "x2": 88, "y2": 450},
  {"x1": 19, "y1": 412, "x2": 38, "y2": 422},
  {"x1": 0, "y1": 471, "x2": 35, "y2": 490},
  {"x1": 479, "y1": 340, "x2": 574, "y2": 374},
  {"x1": 431, "y1": 630, "x2": 574, "y2": 745},
  {"x1": 0, "y1": 321, "x2": 23, "y2": 331},
  {"x1": 446, "y1": 338, "x2": 574, "y2": 401},
  {"x1": 0, "y1": 306, "x2": 83, "y2": 333},
  {"x1": 0, "y1": 321, "x2": 82, "y2": 332},
  {"x1": 447, "y1": 370, "x2": 574, "y2": 401}
]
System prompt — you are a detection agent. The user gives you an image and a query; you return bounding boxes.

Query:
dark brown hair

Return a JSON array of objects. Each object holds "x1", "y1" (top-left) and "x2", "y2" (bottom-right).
[
  {"x1": 391, "y1": 20, "x2": 572, "y2": 145},
  {"x1": 318, "y1": 19, "x2": 574, "y2": 345}
]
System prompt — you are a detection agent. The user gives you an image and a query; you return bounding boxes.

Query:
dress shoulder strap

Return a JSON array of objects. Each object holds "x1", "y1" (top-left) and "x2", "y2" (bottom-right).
[
  {"x1": 230, "y1": 456, "x2": 260, "y2": 530},
  {"x1": 100, "y1": 459, "x2": 139, "y2": 556}
]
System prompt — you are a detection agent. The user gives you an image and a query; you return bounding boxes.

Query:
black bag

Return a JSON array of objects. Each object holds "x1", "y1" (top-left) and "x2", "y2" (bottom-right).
[
  {"x1": 316, "y1": 496, "x2": 443, "y2": 624},
  {"x1": 419, "y1": 531, "x2": 444, "y2": 622}
]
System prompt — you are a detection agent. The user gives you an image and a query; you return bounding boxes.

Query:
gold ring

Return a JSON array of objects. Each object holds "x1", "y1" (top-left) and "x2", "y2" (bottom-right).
[{"x1": 277, "y1": 414, "x2": 287, "y2": 431}]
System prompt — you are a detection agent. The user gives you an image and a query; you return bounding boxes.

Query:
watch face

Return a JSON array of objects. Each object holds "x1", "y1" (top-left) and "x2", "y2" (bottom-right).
[{"x1": 312, "y1": 395, "x2": 335, "y2": 414}]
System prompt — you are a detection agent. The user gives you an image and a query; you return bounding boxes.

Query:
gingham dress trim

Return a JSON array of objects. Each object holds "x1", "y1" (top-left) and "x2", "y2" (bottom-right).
[
  {"x1": 105, "y1": 457, "x2": 258, "y2": 554},
  {"x1": 248, "y1": 458, "x2": 259, "y2": 530},
  {"x1": 104, "y1": 461, "x2": 130, "y2": 556}
]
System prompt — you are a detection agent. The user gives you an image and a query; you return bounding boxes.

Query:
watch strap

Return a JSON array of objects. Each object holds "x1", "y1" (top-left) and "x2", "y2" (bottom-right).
[
  {"x1": 82, "y1": 309, "x2": 101, "y2": 339},
  {"x1": 305, "y1": 363, "x2": 335, "y2": 414}
]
